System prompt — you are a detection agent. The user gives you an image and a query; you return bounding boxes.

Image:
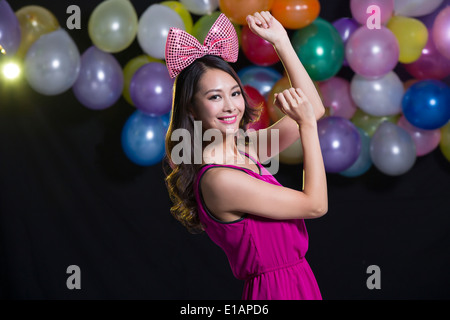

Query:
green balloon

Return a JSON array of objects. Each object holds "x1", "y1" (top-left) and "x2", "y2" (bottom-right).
[
  {"x1": 291, "y1": 18, "x2": 344, "y2": 81},
  {"x1": 192, "y1": 11, "x2": 241, "y2": 45},
  {"x1": 88, "y1": 0, "x2": 138, "y2": 53},
  {"x1": 351, "y1": 109, "x2": 400, "y2": 137}
]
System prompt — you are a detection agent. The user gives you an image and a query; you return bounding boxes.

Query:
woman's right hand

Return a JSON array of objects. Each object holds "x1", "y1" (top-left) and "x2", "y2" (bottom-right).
[{"x1": 274, "y1": 87, "x2": 317, "y2": 127}]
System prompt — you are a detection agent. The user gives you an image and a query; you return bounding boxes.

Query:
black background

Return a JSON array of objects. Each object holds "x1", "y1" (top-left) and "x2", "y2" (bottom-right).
[{"x1": 1, "y1": 0, "x2": 449, "y2": 300}]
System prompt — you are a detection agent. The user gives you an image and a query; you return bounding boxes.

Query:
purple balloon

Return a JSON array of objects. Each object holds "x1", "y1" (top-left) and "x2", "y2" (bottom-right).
[
  {"x1": 346, "y1": 26, "x2": 399, "y2": 79},
  {"x1": 332, "y1": 18, "x2": 360, "y2": 66},
  {"x1": 129, "y1": 62, "x2": 174, "y2": 116},
  {"x1": 73, "y1": 46, "x2": 124, "y2": 110},
  {"x1": 0, "y1": 0, "x2": 21, "y2": 55},
  {"x1": 318, "y1": 116, "x2": 361, "y2": 173},
  {"x1": 419, "y1": 0, "x2": 449, "y2": 28}
]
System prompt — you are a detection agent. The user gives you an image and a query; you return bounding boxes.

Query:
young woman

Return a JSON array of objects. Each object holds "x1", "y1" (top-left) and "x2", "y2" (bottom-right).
[{"x1": 164, "y1": 11, "x2": 327, "y2": 300}]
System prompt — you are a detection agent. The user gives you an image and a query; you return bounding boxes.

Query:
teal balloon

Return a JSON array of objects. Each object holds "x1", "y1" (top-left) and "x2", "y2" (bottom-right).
[
  {"x1": 340, "y1": 127, "x2": 372, "y2": 177},
  {"x1": 292, "y1": 17, "x2": 344, "y2": 81}
]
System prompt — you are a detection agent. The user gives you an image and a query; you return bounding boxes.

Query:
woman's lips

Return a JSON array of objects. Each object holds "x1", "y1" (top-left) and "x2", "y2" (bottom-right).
[{"x1": 218, "y1": 115, "x2": 237, "y2": 124}]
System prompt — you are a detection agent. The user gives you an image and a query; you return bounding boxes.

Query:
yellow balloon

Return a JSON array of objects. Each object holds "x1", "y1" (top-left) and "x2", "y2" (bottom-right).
[
  {"x1": 351, "y1": 109, "x2": 400, "y2": 137},
  {"x1": 279, "y1": 138, "x2": 304, "y2": 165},
  {"x1": 88, "y1": 0, "x2": 138, "y2": 53},
  {"x1": 123, "y1": 55, "x2": 164, "y2": 105},
  {"x1": 15, "y1": 6, "x2": 60, "y2": 58},
  {"x1": 161, "y1": 1, "x2": 193, "y2": 34},
  {"x1": 387, "y1": 16, "x2": 428, "y2": 64},
  {"x1": 439, "y1": 122, "x2": 450, "y2": 162}
]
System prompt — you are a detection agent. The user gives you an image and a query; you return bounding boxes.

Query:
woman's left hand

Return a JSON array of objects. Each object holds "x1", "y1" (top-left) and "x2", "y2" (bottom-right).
[{"x1": 246, "y1": 11, "x2": 288, "y2": 46}]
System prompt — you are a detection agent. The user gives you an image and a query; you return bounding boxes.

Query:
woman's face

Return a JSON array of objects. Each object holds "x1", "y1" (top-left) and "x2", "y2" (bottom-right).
[{"x1": 191, "y1": 68, "x2": 245, "y2": 135}]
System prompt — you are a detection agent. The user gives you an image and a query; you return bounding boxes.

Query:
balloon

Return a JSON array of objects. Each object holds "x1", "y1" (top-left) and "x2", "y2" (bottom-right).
[
  {"x1": 387, "y1": 16, "x2": 428, "y2": 63},
  {"x1": 418, "y1": 0, "x2": 449, "y2": 29},
  {"x1": 402, "y1": 80, "x2": 450, "y2": 130},
  {"x1": 123, "y1": 55, "x2": 163, "y2": 106},
  {"x1": 346, "y1": 26, "x2": 399, "y2": 79},
  {"x1": 180, "y1": 0, "x2": 219, "y2": 15},
  {"x1": 318, "y1": 77, "x2": 357, "y2": 119},
  {"x1": 432, "y1": 6, "x2": 450, "y2": 60},
  {"x1": 0, "y1": 0, "x2": 21, "y2": 55},
  {"x1": 219, "y1": 0, "x2": 274, "y2": 25},
  {"x1": 350, "y1": 0, "x2": 394, "y2": 25},
  {"x1": 439, "y1": 121, "x2": 450, "y2": 161},
  {"x1": 129, "y1": 62, "x2": 174, "y2": 116},
  {"x1": 397, "y1": 115, "x2": 441, "y2": 156},
  {"x1": 15, "y1": 5, "x2": 59, "y2": 58},
  {"x1": 291, "y1": 18, "x2": 344, "y2": 81},
  {"x1": 137, "y1": 4, "x2": 185, "y2": 59},
  {"x1": 279, "y1": 138, "x2": 303, "y2": 165},
  {"x1": 244, "y1": 86, "x2": 270, "y2": 130},
  {"x1": 161, "y1": 1, "x2": 193, "y2": 33},
  {"x1": 350, "y1": 71, "x2": 404, "y2": 117},
  {"x1": 121, "y1": 111, "x2": 166, "y2": 166},
  {"x1": 88, "y1": 0, "x2": 138, "y2": 53},
  {"x1": 340, "y1": 127, "x2": 372, "y2": 177},
  {"x1": 25, "y1": 29, "x2": 80, "y2": 96},
  {"x1": 403, "y1": 28, "x2": 450, "y2": 80},
  {"x1": 161, "y1": 110, "x2": 172, "y2": 130},
  {"x1": 267, "y1": 76, "x2": 291, "y2": 123},
  {"x1": 370, "y1": 121, "x2": 416, "y2": 176},
  {"x1": 271, "y1": 0, "x2": 320, "y2": 29},
  {"x1": 241, "y1": 25, "x2": 279, "y2": 66},
  {"x1": 238, "y1": 66, "x2": 282, "y2": 98},
  {"x1": 394, "y1": 0, "x2": 444, "y2": 17},
  {"x1": 332, "y1": 18, "x2": 359, "y2": 67},
  {"x1": 351, "y1": 108, "x2": 400, "y2": 137},
  {"x1": 317, "y1": 116, "x2": 361, "y2": 173},
  {"x1": 72, "y1": 46, "x2": 124, "y2": 110}
]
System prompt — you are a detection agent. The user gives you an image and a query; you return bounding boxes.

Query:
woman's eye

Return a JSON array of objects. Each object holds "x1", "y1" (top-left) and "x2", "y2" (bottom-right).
[
  {"x1": 232, "y1": 91, "x2": 242, "y2": 97},
  {"x1": 209, "y1": 95, "x2": 221, "y2": 100}
]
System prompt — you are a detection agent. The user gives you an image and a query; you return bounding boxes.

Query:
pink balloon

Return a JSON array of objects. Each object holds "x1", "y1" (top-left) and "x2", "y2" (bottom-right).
[
  {"x1": 397, "y1": 115, "x2": 441, "y2": 156},
  {"x1": 432, "y1": 6, "x2": 450, "y2": 59},
  {"x1": 403, "y1": 28, "x2": 450, "y2": 80},
  {"x1": 318, "y1": 77, "x2": 357, "y2": 119},
  {"x1": 350, "y1": 0, "x2": 394, "y2": 25},
  {"x1": 346, "y1": 26, "x2": 399, "y2": 79}
]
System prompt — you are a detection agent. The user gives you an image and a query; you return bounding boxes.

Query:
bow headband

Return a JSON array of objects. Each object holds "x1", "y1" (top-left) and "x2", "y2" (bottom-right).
[{"x1": 165, "y1": 13, "x2": 239, "y2": 78}]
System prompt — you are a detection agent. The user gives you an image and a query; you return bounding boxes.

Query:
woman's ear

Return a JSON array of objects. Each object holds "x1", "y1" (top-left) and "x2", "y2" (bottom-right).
[{"x1": 188, "y1": 107, "x2": 197, "y2": 121}]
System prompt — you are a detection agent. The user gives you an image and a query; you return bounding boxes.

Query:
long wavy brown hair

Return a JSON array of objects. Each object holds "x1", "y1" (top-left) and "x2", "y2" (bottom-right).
[{"x1": 162, "y1": 55, "x2": 261, "y2": 233}]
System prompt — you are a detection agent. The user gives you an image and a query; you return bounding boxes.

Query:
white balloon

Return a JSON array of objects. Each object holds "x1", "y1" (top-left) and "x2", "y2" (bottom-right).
[
  {"x1": 25, "y1": 29, "x2": 80, "y2": 95},
  {"x1": 180, "y1": 0, "x2": 219, "y2": 15},
  {"x1": 350, "y1": 71, "x2": 404, "y2": 117},
  {"x1": 137, "y1": 4, "x2": 185, "y2": 59},
  {"x1": 394, "y1": 0, "x2": 444, "y2": 17}
]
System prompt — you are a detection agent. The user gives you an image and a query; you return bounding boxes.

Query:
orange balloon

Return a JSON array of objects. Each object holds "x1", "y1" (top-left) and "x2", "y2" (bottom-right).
[
  {"x1": 271, "y1": 0, "x2": 320, "y2": 29},
  {"x1": 267, "y1": 76, "x2": 291, "y2": 123},
  {"x1": 219, "y1": 0, "x2": 274, "y2": 25}
]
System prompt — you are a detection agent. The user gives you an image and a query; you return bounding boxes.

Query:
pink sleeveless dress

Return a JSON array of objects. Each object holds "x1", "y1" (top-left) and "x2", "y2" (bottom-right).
[{"x1": 193, "y1": 151, "x2": 322, "y2": 300}]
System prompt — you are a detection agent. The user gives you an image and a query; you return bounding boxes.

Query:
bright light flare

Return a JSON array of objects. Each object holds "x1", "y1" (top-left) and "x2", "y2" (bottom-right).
[{"x1": 2, "y1": 61, "x2": 21, "y2": 80}]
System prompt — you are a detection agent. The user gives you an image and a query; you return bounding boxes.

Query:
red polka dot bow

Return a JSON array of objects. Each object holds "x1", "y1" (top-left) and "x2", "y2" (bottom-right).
[{"x1": 165, "y1": 13, "x2": 239, "y2": 78}]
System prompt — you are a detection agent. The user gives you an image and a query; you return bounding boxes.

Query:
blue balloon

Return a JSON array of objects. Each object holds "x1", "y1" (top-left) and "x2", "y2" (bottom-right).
[
  {"x1": 237, "y1": 66, "x2": 282, "y2": 98},
  {"x1": 340, "y1": 127, "x2": 372, "y2": 177},
  {"x1": 161, "y1": 110, "x2": 171, "y2": 130},
  {"x1": 402, "y1": 80, "x2": 450, "y2": 130},
  {"x1": 121, "y1": 110, "x2": 166, "y2": 166}
]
